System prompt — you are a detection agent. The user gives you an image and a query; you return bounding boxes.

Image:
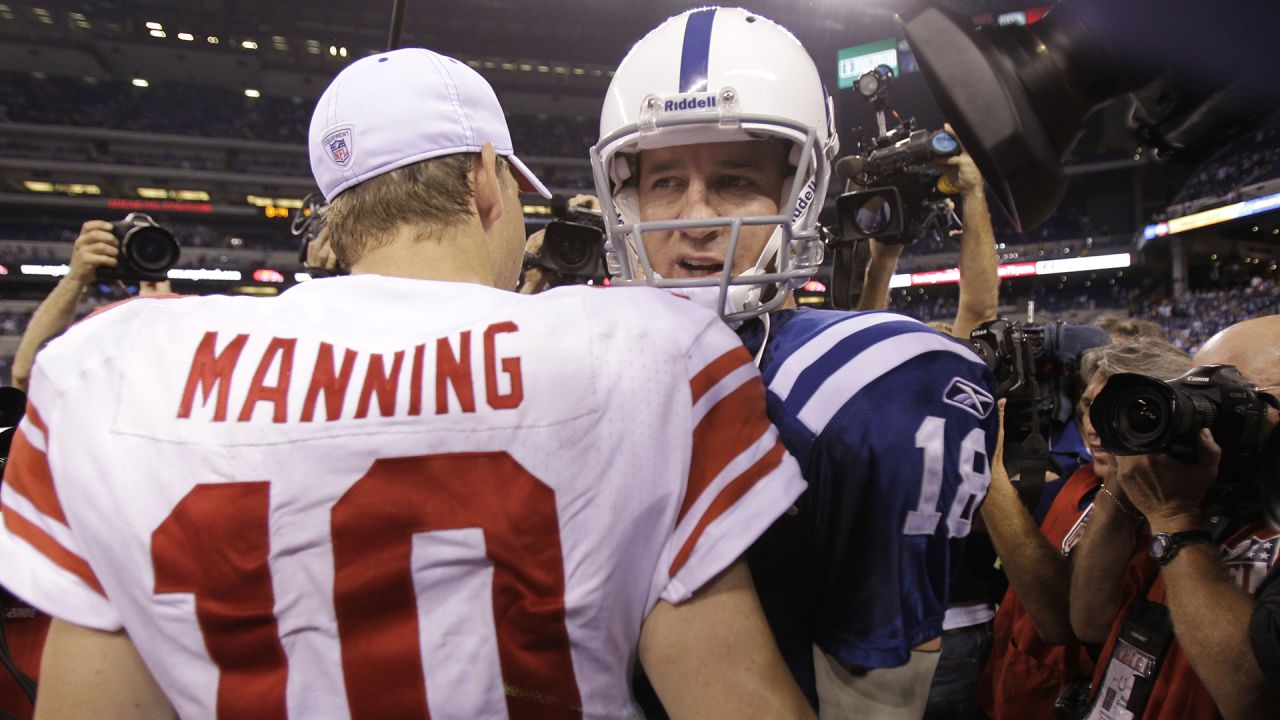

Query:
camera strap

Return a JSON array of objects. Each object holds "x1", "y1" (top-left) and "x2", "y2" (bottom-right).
[{"x1": 1015, "y1": 430, "x2": 1051, "y2": 514}]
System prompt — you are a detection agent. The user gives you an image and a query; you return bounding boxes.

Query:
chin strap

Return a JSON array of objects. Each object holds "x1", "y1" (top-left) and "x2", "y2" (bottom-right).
[{"x1": 753, "y1": 311, "x2": 772, "y2": 368}]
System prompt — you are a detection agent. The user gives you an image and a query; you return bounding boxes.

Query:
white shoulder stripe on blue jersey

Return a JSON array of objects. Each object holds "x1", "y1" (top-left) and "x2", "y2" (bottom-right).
[
  {"x1": 769, "y1": 313, "x2": 923, "y2": 401},
  {"x1": 796, "y1": 331, "x2": 987, "y2": 434}
]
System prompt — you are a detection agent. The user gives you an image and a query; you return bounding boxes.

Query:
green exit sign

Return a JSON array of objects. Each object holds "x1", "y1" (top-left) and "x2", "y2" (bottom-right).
[{"x1": 836, "y1": 39, "x2": 899, "y2": 89}]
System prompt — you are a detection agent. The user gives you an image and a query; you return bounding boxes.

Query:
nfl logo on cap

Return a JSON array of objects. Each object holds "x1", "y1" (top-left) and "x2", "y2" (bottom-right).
[{"x1": 323, "y1": 126, "x2": 353, "y2": 167}]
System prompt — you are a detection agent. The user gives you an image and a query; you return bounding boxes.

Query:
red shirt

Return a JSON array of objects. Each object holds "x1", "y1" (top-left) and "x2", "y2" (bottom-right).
[
  {"x1": 1087, "y1": 519, "x2": 1280, "y2": 720},
  {"x1": 979, "y1": 464, "x2": 1100, "y2": 720}
]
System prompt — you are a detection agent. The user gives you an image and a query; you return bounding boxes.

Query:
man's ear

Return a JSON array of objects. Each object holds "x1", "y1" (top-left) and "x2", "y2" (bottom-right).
[{"x1": 471, "y1": 143, "x2": 505, "y2": 232}]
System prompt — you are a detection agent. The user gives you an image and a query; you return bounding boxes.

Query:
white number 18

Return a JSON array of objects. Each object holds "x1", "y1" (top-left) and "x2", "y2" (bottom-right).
[{"x1": 903, "y1": 416, "x2": 990, "y2": 538}]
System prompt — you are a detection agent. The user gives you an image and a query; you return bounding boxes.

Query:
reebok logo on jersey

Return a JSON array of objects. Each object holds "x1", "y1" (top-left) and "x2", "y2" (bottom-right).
[{"x1": 943, "y1": 377, "x2": 995, "y2": 419}]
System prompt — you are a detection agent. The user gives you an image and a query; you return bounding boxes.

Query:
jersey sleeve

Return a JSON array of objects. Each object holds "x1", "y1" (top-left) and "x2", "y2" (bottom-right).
[
  {"x1": 656, "y1": 318, "x2": 806, "y2": 605},
  {"x1": 0, "y1": 364, "x2": 121, "y2": 631},
  {"x1": 804, "y1": 326, "x2": 999, "y2": 669}
]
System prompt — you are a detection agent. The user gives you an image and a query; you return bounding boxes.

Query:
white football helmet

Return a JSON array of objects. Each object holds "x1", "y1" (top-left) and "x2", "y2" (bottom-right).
[{"x1": 591, "y1": 7, "x2": 839, "y2": 322}]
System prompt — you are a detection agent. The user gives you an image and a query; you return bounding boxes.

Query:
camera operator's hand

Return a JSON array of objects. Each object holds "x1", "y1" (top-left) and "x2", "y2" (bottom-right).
[
  {"x1": 939, "y1": 126, "x2": 984, "y2": 198},
  {"x1": 305, "y1": 226, "x2": 340, "y2": 274},
  {"x1": 1115, "y1": 428, "x2": 1222, "y2": 533},
  {"x1": 67, "y1": 220, "x2": 119, "y2": 287},
  {"x1": 519, "y1": 228, "x2": 555, "y2": 295},
  {"x1": 567, "y1": 193, "x2": 601, "y2": 213}
]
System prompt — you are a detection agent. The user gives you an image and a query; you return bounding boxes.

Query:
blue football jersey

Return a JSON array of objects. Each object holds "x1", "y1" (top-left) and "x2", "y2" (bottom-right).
[{"x1": 742, "y1": 308, "x2": 999, "y2": 705}]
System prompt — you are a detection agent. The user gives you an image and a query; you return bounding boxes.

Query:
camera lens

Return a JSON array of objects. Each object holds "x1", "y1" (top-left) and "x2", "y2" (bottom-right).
[
  {"x1": 1122, "y1": 396, "x2": 1164, "y2": 435},
  {"x1": 556, "y1": 237, "x2": 589, "y2": 268},
  {"x1": 124, "y1": 226, "x2": 180, "y2": 273},
  {"x1": 855, "y1": 195, "x2": 893, "y2": 235}
]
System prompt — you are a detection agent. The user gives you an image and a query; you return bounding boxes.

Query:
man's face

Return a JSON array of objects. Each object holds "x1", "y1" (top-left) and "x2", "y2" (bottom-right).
[
  {"x1": 1079, "y1": 372, "x2": 1115, "y2": 481},
  {"x1": 635, "y1": 139, "x2": 791, "y2": 280}
]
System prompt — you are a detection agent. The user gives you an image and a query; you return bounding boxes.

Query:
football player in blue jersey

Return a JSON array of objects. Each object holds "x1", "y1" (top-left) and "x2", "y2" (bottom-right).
[{"x1": 589, "y1": 7, "x2": 1000, "y2": 718}]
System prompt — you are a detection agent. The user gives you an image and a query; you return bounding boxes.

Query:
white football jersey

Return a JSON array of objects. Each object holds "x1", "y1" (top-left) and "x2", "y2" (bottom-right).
[{"x1": 0, "y1": 274, "x2": 804, "y2": 720}]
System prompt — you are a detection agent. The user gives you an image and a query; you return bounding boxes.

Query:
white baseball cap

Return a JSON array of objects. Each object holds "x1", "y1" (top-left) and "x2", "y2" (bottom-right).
[{"x1": 309, "y1": 47, "x2": 552, "y2": 202}]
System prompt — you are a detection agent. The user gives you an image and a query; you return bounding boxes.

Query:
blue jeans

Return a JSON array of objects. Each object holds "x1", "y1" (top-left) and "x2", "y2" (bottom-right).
[{"x1": 924, "y1": 621, "x2": 993, "y2": 720}]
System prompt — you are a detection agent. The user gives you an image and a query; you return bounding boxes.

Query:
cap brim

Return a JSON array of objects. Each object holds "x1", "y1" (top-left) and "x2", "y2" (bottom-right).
[{"x1": 506, "y1": 154, "x2": 552, "y2": 199}]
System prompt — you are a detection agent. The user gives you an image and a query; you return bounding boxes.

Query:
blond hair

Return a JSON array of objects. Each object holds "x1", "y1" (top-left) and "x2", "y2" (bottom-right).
[{"x1": 323, "y1": 154, "x2": 511, "y2": 267}]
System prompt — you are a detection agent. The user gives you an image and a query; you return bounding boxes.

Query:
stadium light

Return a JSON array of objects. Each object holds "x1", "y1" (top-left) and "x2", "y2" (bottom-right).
[
  {"x1": 145, "y1": 21, "x2": 162, "y2": 30},
  {"x1": 149, "y1": 29, "x2": 166, "y2": 38},
  {"x1": 339, "y1": 46, "x2": 347, "y2": 57},
  {"x1": 328, "y1": 45, "x2": 337, "y2": 56},
  {"x1": 207, "y1": 35, "x2": 219, "y2": 44},
  {"x1": 241, "y1": 39, "x2": 258, "y2": 50},
  {"x1": 244, "y1": 88, "x2": 260, "y2": 98},
  {"x1": 132, "y1": 78, "x2": 149, "y2": 88},
  {"x1": 177, "y1": 32, "x2": 193, "y2": 41}
]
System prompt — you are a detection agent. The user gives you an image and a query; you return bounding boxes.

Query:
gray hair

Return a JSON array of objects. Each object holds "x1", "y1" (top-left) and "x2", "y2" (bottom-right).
[
  {"x1": 1080, "y1": 338, "x2": 1192, "y2": 385},
  {"x1": 1091, "y1": 314, "x2": 1169, "y2": 341}
]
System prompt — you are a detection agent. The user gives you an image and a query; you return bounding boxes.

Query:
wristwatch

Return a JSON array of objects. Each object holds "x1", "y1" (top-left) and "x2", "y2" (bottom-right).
[{"x1": 1149, "y1": 530, "x2": 1212, "y2": 565}]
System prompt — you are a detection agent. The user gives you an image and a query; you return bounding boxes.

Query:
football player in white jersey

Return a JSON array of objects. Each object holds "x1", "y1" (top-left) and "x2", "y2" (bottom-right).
[
  {"x1": 0, "y1": 48, "x2": 815, "y2": 719},
  {"x1": 591, "y1": 8, "x2": 998, "y2": 719}
]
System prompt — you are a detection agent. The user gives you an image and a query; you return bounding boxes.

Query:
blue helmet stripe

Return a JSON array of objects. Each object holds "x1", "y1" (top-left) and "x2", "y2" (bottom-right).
[{"x1": 679, "y1": 8, "x2": 717, "y2": 93}]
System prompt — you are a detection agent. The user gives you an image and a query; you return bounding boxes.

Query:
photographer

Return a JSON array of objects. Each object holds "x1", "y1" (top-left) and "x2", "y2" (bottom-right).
[
  {"x1": 978, "y1": 338, "x2": 1190, "y2": 720},
  {"x1": 11, "y1": 220, "x2": 172, "y2": 392},
  {"x1": 1069, "y1": 315, "x2": 1280, "y2": 720},
  {"x1": 857, "y1": 141, "x2": 998, "y2": 344}
]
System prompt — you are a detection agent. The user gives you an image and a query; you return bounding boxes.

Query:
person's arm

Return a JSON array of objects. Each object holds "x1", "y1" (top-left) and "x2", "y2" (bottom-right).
[
  {"x1": 980, "y1": 411, "x2": 1076, "y2": 644},
  {"x1": 640, "y1": 559, "x2": 815, "y2": 720},
  {"x1": 34, "y1": 620, "x2": 176, "y2": 720},
  {"x1": 12, "y1": 221, "x2": 118, "y2": 391},
  {"x1": 1068, "y1": 481, "x2": 1142, "y2": 644},
  {"x1": 1119, "y1": 430, "x2": 1280, "y2": 720},
  {"x1": 855, "y1": 238, "x2": 905, "y2": 311},
  {"x1": 947, "y1": 150, "x2": 998, "y2": 341}
]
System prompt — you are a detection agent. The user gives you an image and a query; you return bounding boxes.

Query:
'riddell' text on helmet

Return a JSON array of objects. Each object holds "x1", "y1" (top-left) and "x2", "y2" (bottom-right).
[{"x1": 591, "y1": 7, "x2": 839, "y2": 322}]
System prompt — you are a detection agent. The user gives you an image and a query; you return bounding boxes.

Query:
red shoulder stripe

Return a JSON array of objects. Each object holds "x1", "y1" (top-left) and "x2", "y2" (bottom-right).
[
  {"x1": 670, "y1": 439, "x2": 786, "y2": 577},
  {"x1": 679, "y1": 376, "x2": 774, "y2": 524},
  {"x1": 689, "y1": 346, "x2": 752, "y2": 405},
  {"x1": 5, "y1": 429, "x2": 66, "y2": 524},
  {"x1": 3, "y1": 509, "x2": 105, "y2": 597}
]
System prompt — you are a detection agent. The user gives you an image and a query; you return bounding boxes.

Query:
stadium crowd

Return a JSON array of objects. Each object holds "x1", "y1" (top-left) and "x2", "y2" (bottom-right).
[
  {"x1": 0, "y1": 72, "x2": 600, "y2": 160},
  {"x1": 0, "y1": 6, "x2": 1278, "y2": 720}
]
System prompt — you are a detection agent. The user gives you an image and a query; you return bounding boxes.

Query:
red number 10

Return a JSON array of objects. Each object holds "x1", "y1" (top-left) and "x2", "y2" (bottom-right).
[{"x1": 152, "y1": 452, "x2": 583, "y2": 719}]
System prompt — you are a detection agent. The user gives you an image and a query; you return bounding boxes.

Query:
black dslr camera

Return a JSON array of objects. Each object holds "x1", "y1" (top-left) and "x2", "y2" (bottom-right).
[
  {"x1": 1091, "y1": 364, "x2": 1279, "y2": 481},
  {"x1": 970, "y1": 319, "x2": 1110, "y2": 507},
  {"x1": 835, "y1": 65, "x2": 963, "y2": 246},
  {"x1": 100, "y1": 213, "x2": 180, "y2": 283},
  {"x1": 528, "y1": 196, "x2": 606, "y2": 285},
  {"x1": 970, "y1": 319, "x2": 1110, "y2": 416}
]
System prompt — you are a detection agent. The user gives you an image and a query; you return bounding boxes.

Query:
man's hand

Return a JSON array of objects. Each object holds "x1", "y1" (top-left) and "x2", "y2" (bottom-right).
[
  {"x1": 939, "y1": 124, "x2": 984, "y2": 198},
  {"x1": 566, "y1": 193, "x2": 600, "y2": 213},
  {"x1": 1114, "y1": 429, "x2": 1221, "y2": 533},
  {"x1": 67, "y1": 220, "x2": 119, "y2": 286},
  {"x1": 304, "y1": 226, "x2": 341, "y2": 274},
  {"x1": 518, "y1": 228, "x2": 553, "y2": 294}
]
